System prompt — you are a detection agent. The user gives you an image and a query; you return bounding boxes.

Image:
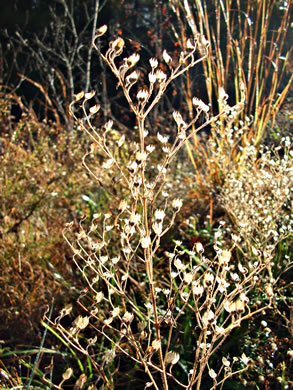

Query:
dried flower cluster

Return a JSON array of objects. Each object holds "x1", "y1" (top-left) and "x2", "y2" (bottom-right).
[{"x1": 220, "y1": 138, "x2": 293, "y2": 253}]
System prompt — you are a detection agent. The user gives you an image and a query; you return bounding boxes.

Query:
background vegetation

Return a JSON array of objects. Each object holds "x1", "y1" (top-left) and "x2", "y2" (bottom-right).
[{"x1": 0, "y1": 0, "x2": 292, "y2": 389}]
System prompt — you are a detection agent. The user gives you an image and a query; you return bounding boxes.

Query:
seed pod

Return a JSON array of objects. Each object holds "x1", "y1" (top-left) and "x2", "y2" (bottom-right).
[
  {"x1": 96, "y1": 25, "x2": 107, "y2": 37},
  {"x1": 111, "y1": 37, "x2": 125, "y2": 55}
]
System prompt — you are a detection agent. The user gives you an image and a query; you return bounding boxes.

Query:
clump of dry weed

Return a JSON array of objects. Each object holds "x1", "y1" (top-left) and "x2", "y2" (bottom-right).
[{"x1": 43, "y1": 27, "x2": 277, "y2": 390}]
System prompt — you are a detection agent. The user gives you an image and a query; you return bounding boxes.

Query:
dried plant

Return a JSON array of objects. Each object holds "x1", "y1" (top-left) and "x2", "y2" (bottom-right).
[
  {"x1": 167, "y1": 0, "x2": 292, "y2": 222},
  {"x1": 2, "y1": 0, "x2": 106, "y2": 127},
  {"x1": 176, "y1": 0, "x2": 292, "y2": 144},
  {"x1": 45, "y1": 27, "x2": 275, "y2": 389},
  {"x1": 220, "y1": 138, "x2": 293, "y2": 254}
]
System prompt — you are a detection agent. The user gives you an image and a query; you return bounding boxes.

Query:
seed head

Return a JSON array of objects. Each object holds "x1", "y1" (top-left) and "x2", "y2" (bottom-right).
[
  {"x1": 141, "y1": 236, "x2": 151, "y2": 249},
  {"x1": 195, "y1": 242, "x2": 204, "y2": 254},
  {"x1": 111, "y1": 37, "x2": 125, "y2": 55},
  {"x1": 265, "y1": 284, "x2": 274, "y2": 298},
  {"x1": 152, "y1": 222, "x2": 163, "y2": 235},
  {"x1": 156, "y1": 70, "x2": 167, "y2": 83},
  {"x1": 85, "y1": 90, "x2": 96, "y2": 100},
  {"x1": 202, "y1": 310, "x2": 215, "y2": 326},
  {"x1": 112, "y1": 307, "x2": 120, "y2": 318},
  {"x1": 126, "y1": 71, "x2": 139, "y2": 84},
  {"x1": 157, "y1": 132, "x2": 169, "y2": 144},
  {"x1": 186, "y1": 38, "x2": 196, "y2": 51},
  {"x1": 174, "y1": 258, "x2": 184, "y2": 270},
  {"x1": 111, "y1": 256, "x2": 120, "y2": 264},
  {"x1": 238, "y1": 263, "x2": 248, "y2": 274},
  {"x1": 241, "y1": 353, "x2": 249, "y2": 365},
  {"x1": 96, "y1": 25, "x2": 107, "y2": 37},
  {"x1": 218, "y1": 249, "x2": 231, "y2": 265},
  {"x1": 200, "y1": 35, "x2": 209, "y2": 48},
  {"x1": 163, "y1": 49, "x2": 172, "y2": 65},
  {"x1": 127, "y1": 161, "x2": 138, "y2": 174},
  {"x1": 129, "y1": 213, "x2": 141, "y2": 225},
  {"x1": 150, "y1": 339, "x2": 160, "y2": 351},
  {"x1": 222, "y1": 356, "x2": 230, "y2": 367},
  {"x1": 173, "y1": 111, "x2": 185, "y2": 127},
  {"x1": 209, "y1": 369, "x2": 217, "y2": 379},
  {"x1": 137, "y1": 89, "x2": 148, "y2": 103},
  {"x1": 148, "y1": 72, "x2": 157, "y2": 83},
  {"x1": 184, "y1": 272, "x2": 193, "y2": 284},
  {"x1": 165, "y1": 351, "x2": 180, "y2": 365},
  {"x1": 104, "y1": 120, "x2": 113, "y2": 131},
  {"x1": 62, "y1": 367, "x2": 73, "y2": 381},
  {"x1": 192, "y1": 282, "x2": 204, "y2": 298},
  {"x1": 127, "y1": 53, "x2": 140, "y2": 67},
  {"x1": 204, "y1": 272, "x2": 214, "y2": 287},
  {"x1": 235, "y1": 299, "x2": 246, "y2": 314},
  {"x1": 73, "y1": 315, "x2": 90, "y2": 330},
  {"x1": 103, "y1": 158, "x2": 114, "y2": 169},
  {"x1": 122, "y1": 311, "x2": 134, "y2": 323},
  {"x1": 192, "y1": 97, "x2": 209, "y2": 112},
  {"x1": 146, "y1": 144, "x2": 155, "y2": 153},
  {"x1": 149, "y1": 58, "x2": 158, "y2": 68},
  {"x1": 172, "y1": 198, "x2": 183, "y2": 210},
  {"x1": 135, "y1": 151, "x2": 148, "y2": 162},
  {"x1": 154, "y1": 209, "x2": 165, "y2": 221}
]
